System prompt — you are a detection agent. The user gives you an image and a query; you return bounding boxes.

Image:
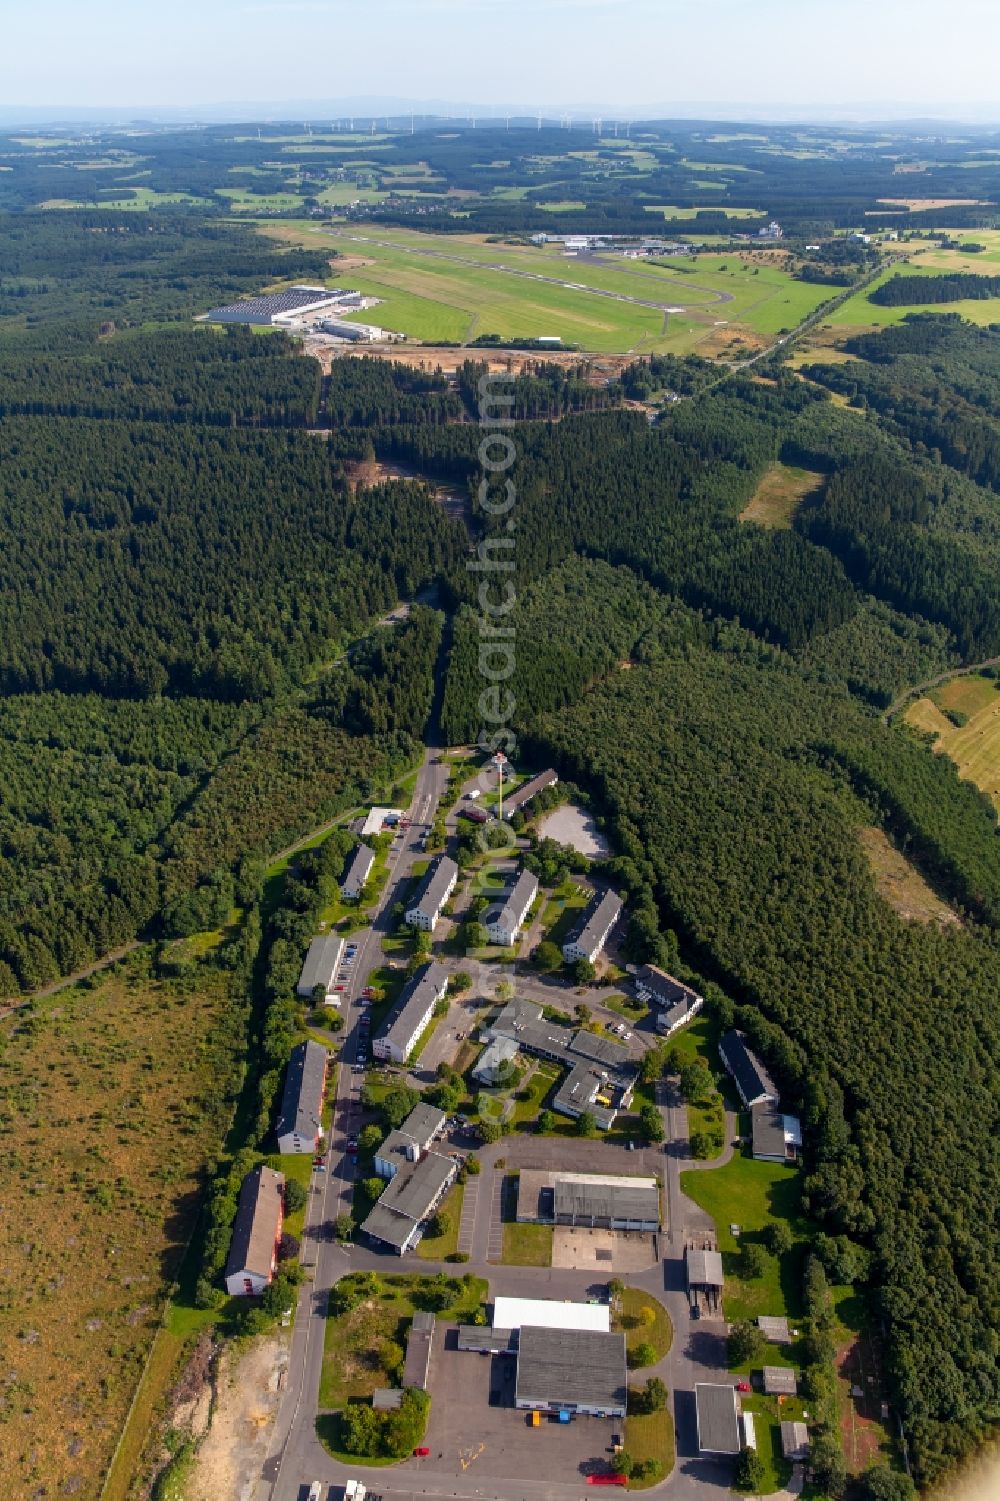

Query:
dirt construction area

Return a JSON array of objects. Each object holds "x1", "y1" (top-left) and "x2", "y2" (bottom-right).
[
  {"x1": 182, "y1": 1333, "x2": 289, "y2": 1501},
  {"x1": 551, "y1": 1227, "x2": 657, "y2": 1272}
]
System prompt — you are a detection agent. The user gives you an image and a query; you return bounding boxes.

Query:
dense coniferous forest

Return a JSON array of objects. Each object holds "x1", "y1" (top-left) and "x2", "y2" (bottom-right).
[{"x1": 870, "y1": 271, "x2": 1000, "y2": 305}]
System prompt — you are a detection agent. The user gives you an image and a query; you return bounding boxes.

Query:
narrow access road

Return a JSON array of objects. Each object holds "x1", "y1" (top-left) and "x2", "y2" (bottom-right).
[
  {"x1": 882, "y1": 654, "x2": 1000, "y2": 724},
  {"x1": 0, "y1": 940, "x2": 142, "y2": 1017}
]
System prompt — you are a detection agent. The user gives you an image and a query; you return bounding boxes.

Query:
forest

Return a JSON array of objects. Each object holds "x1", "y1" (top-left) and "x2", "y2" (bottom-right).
[{"x1": 869, "y1": 271, "x2": 1000, "y2": 305}]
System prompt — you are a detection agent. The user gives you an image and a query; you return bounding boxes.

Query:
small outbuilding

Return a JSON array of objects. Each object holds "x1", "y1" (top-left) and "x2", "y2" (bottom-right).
[
  {"x1": 763, "y1": 1366, "x2": 798, "y2": 1396},
  {"x1": 780, "y1": 1421, "x2": 810, "y2": 1462},
  {"x1": 757, "y1": 1315, "x2": 792, "y2": 1344}
]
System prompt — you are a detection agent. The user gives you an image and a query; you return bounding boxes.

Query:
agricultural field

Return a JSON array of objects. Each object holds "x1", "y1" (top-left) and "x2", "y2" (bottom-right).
[
  {"x1": 826, "y1": 246, "x2": 1000, "y2": 332},
  {"x1": 0, "y1": 959, "x2": 241, "y2": 1501},
  {"x1": 905, "y1": 672, "x2": 1000, "y2": 810},
  {"x1": 739, "y1": 461, "x2": 824, "y2": 528}
]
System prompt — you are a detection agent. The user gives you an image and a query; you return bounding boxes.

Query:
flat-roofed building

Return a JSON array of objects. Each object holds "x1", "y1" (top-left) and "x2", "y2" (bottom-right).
[
  {"x1": 372, "y1": 1387, "x2": 403, "y2": 1410},
  {"x1": 275, "y1": 1041, "x2": 327, "y2": 1154},
  {"x1": 224, "y1": 1165, "x2": 285, "y2": 1297},
  {"x1": 296, "y1": 934, "x2": 345, "y2": 1002},
  {"x1": 751, "y1": 1102, "x2": 802, "y2": 1163},
  {"x1": 553, "y1": 1060, "x2": 633, "y2": 1131},
  {"x1": 373, "y1": 961, "x2": 449, "y2": 1064},
  {"x1": 763, "y1": 1366, "x2": 798, "y2": 1396},
  {"x1": 405, "y1": 855, "x2": 458, "y2": 932},
  {"x1": 486, "y1": 869, "x2": 539, "y2": 947},
  {"x1": 341, "y1": 843, "x2": 375, "y2": 900},
  {"x1": 515, "y1": 1327, "x2": 627, "y2": 1417},
  {"x1": 719, "y1": 1030, "x2": 779, "y2": 1108},
  {"x1": 206, "y1": 285, "x2": 350, "y2": 325},
  {"x1": 361, "y1": 806, "x2": 403, "y2": 837},
  {"x1": 553, "y1": 1173, "x2": 659, "y2": 1231},
  {"x1": 502, "y1": 768, "x2": 558, "y2": 819},
  {"x1": 457, "y1": 1325, "x2": 516, "y2": 1353},
  {"x1": 695, "y1": 1382, "x2": 742, "y2": 1454},
  {"x1": 562, "y1": 889, "x2": 622, "y2": 965},
  {"x1": 494, "y1": 1296, "x2": 610, "y2": 1333},
  {"x1": 780, "y1": 1421, "x2": 810, "y2": 1462}
]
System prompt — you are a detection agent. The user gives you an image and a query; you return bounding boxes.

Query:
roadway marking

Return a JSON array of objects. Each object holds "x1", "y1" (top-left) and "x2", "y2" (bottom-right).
[
  {"x1": 487, "y1": 1172, "x2": 504, "y2": 1262},
  {"x1": 458, "y1": 1442, "x2": 485, "y2": 1470},
  {"x1": 457, "y1": 1175, "x2": 479, "y2": 1255}
]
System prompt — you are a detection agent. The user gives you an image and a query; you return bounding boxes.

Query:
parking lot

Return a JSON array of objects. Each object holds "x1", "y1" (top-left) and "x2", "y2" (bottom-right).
[{"x1": 415, "y1": 1326, "x2": 618, "y2": 1483}]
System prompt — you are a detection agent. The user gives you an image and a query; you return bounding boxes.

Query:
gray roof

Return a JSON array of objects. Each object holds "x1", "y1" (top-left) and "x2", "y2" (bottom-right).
[
  {"x1": 489, "y1": 998, "x2": 630, "y2": 1075},
  {"x1": 407, "y1": 855, "x2": 458, "y2": 918},
  {"x1": 457, "y1": 1325, "x2": 516, "y2": 1353},
  {"x1": 342, "y1": 842, "x2": 375, "y2": 892},
  {"x1": 657, "y1": 992, "x2": 702, "y2": 1032},
  {"x1": 377, "y1": 962, "x2": 449, "y2": 1057},
  {"x1": 719, "y1": 1030, "x2": 779, "y2": 1107},
  {"x1": 757, "y1": 1315, "x2": 792, "y2": 1343},
  {"x1": 376, "y1": 1128, "x2": 419, "y2": 1169},
  {"x1": 504, "y1": 768, "x2": 558, "y2": 814},
  {"x1": 763, "y1": 1366, "x2": 798, "y2": 1395},
  {"x1": 372, "y1": 1387, "x2": 404, "y2": 1410},
  {"x1": 276, "y1": 1041, "x2": 327, "y2": 1143},
  {"x1": 297, "y1": 934, "x2": 343, "y2": 994},
  {"x1": 378, "y1": 1150, "x2": 455, "y2": 1220},
  {"x1": 564, "y1": 888, "x2": 622, "y2": 955},
  {"x1": 224, "y1": 1165, "x2": 285, "y2": 1281},
  {"x1": 695, "y1": 1383, "x2": 741, "y2": 1454},
  {"x1": 401, "y1": 1101, "x2": 447, "y2": 1147},
  {"x1": 686, "y1": 1247, "x2": 725, "y2": 1288},
  {"x1": 636, "y1": 965, "x2": 703, "y2": 1008},
  {"x1": 751, "y1": 1102, "x2": 789, "y2": 1160},
  {"x1": 490, "y1": 869, "x2": 539, "y2": 935},
  {"x1": 780, "y1": 1421, "x2": 810, "y2": 1460},
  {"x1": 515, "y1": 1327, "x2": 627, "y2": 1412},
  {"x1": 206, "y1": 285, "x2": 342, "y2": 323},
  {"x1": 553, "y1": 1175, "x2": 660, "y2": 1226},
  {"x1": 403, "y1": 1311, "x2": 435, "y2": 1389},
  {"x1": 362, "y1": 1202, "x2": 418, "y2": 1251}
]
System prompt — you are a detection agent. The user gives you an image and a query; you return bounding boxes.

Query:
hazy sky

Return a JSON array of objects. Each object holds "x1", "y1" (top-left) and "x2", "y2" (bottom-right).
[{"x1": 4, "y1": 0, "x2": 1000, "y2": 117}]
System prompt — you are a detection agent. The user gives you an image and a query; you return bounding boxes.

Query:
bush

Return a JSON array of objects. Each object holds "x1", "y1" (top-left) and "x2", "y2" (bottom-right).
[
  {"x1": 284, "y1": 1178, "x2": 307, "y2": 1215},
  {"x1": 739, "y1": 1242, "x2": 771, "y2": 1280},
  {"x1": 535, "y1": 939, "x2": 562, "y2": 972},
  {"x1": 628, "y1": 1341, "x2": 657, "y2": 1369},
  {"x1": 728, "y1": 1320, "x2": 766, "y2": 1366},
  {"x1": 575, "y1": 1110, "x2": 598, "y2": 1138},
  {"x1": 763, "y1": 1220, "x2": 793, "y2": 1256},
  {"x1": 734, "y1": 1447, "x2": 766, "y2": 1493},
  {"x1": 858, "y1": 1469, "x2": 917, "y2": 1501}
]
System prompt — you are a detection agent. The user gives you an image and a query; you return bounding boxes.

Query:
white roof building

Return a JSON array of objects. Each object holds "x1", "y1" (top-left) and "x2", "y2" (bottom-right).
[{"x1": 492, "y1": 1296, "x2": 611, "y2": 1333}]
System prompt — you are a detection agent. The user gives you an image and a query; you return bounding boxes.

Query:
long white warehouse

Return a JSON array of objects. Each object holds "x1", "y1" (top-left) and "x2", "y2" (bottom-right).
[{"x1": 492, "y1": 1296, "x2": 611, "y2": 1333}]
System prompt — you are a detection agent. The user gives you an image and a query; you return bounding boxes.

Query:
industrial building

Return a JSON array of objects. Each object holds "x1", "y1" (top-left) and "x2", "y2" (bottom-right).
[
  {"x1": 493, "y1": 1296, "x2": 611, "y2": 1333},
  {"x1": 275, "y1": 1041, "x2": 327, "y2": 1154},
  {"x1": 372, "y1": 961, "x2": 450, "y2": 1065},
  {"x1": 341, "y1": 842, "x2": 375, "y2": 900},
  {"x1": 751, "y1": 1102, "x2": 802, "y2": 1163},
  {"x1": 405, "y1": 855, "x2": 458, "y2": 932},
  {"x1": 515, "y1": 1169, "x2": 659, "y2": 1232},
  {"x1": 562, "y1": 888, "x2": 622, "y2": 965},
  {"x1": 695, "y1": 1382, "x2": 742, "y2": 1455},
  {"x1": 719, "y1": 1030, "x2": 779, "y2": 1108},
  {"x1": 223, "y1": 1164, "x2": 285, "y2": 1297},
  {"x1": 318, "y1": 317, "x2": 387, "y2": 342},
  {"x1": 206, "y1": 285, "x2": 352, "y2": 326},
  {"x1": 515, "y1": 1326, "x2": 627, "y2": 1417},
  {"x1": 296, "y1": 934, "x2": 345, "y2": 1003},
  {"x1": 486, "y1": 868, "x2": 539, "y2": 946}
]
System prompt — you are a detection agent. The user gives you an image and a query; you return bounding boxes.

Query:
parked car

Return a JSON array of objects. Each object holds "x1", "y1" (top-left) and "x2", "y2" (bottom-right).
[
  {"x1": 735, "y1": 1380, "x2": 751, "y2": 1393},
  {"x1": 347, "y1": 1137, "x2": 358, "y2": 1153},
  {"x1": 413, "y1": 1447, "x2": 430, "y2": 1457},
  {"x1": 307, "y1": 1483, "x2": 323, "y2": 1501}
]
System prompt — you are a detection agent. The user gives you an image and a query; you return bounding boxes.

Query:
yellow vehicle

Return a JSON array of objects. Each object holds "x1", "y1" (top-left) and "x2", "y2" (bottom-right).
[{"x1": 531, "y1": 1410, "x2": 541, "y2": 1427}]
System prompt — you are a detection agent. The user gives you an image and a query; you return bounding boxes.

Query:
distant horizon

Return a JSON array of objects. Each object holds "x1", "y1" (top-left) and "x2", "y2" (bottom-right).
[{"x1": 5, "y1": 99, "x2": 1000, "y2": 132}]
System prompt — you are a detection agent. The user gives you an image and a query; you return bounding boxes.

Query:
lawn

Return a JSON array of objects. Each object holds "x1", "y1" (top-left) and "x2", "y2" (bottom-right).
[
  {"x1": 415, "y1": 1182, "x2": 465, "y2": 1259},
  {"x1": 680, "y1": 1150, "x2": 807, "y2": 1324},
  {"x1": 739, "y1": 1392, "x2": 795, "y2": 1493},
  {"x1": 0, "y1": 961, "x2": 240, "y2": 1501},
  {"x1": 613, "y1": 1289, "x2": 672, "y2": 1362},
  {"x1": 319, "y1": 1271, "x2": 488, "y2": 1408},
  {"x1": 825, "y1": 253, "x2": 1000, "y2": 332},
  {"x1": 511, "y1": 1060, "x2": 561, "y2": 1124},
  {"x1": 624, "y1": 1407, "x2": 676, "y2": 1488},
  {"x1": 906, "y1": 674, "x2": 1000, "y2": 811},
  {"x1": 501, "y1": 1221, "x2": 553, "y2": 1266},
  {"x1": 605, "y1": 992, "x2": 650, "y2": 1023},
  {"x1": 739, "y1": 462, "x2": 824, "y2": 529}
]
